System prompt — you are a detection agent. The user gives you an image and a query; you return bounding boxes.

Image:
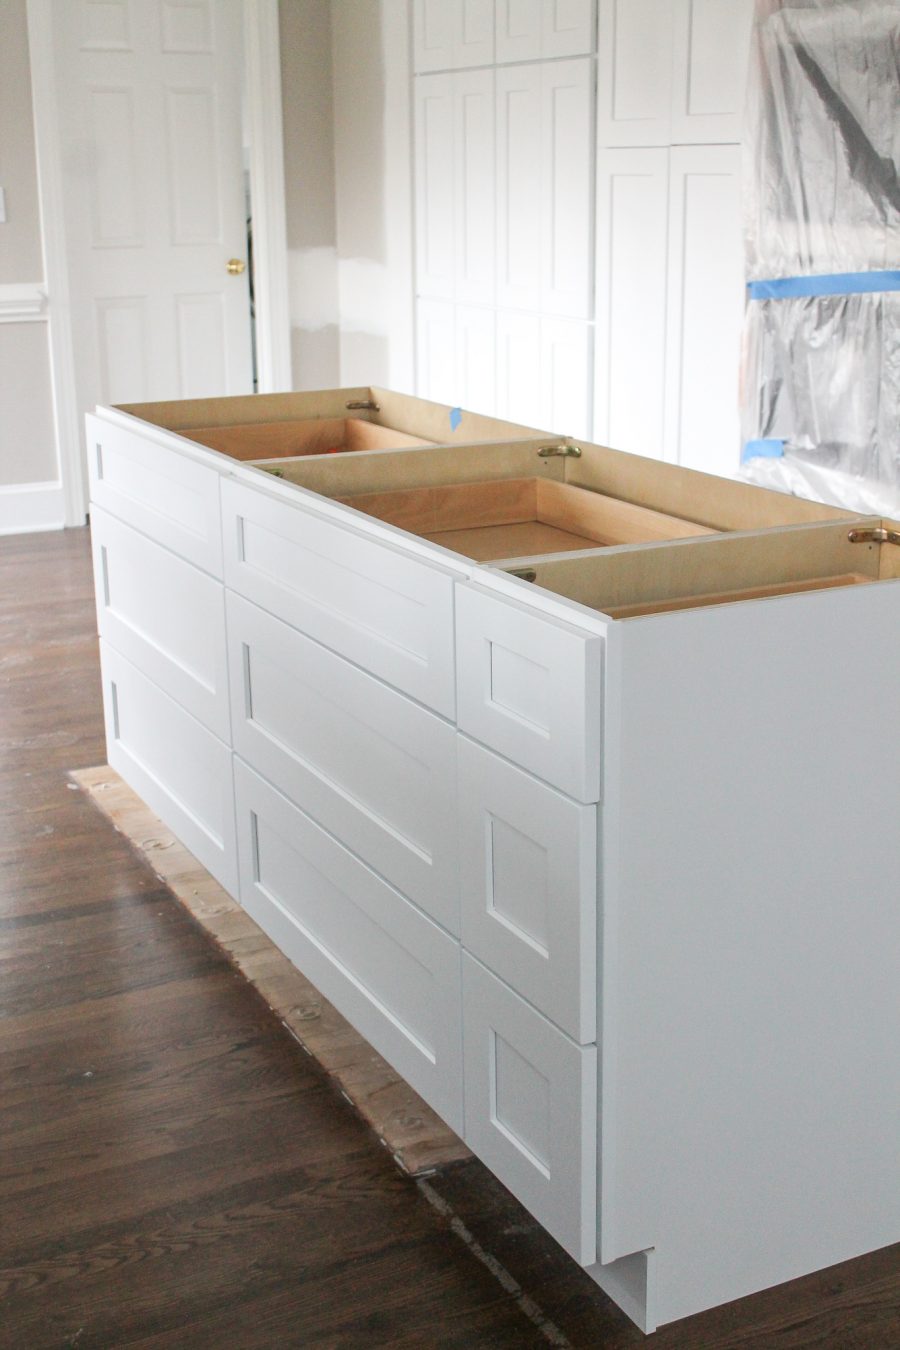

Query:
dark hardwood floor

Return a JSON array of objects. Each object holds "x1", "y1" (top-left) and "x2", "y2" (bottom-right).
[{"x1": 0, "y1": 527, "x2": 897, "y2": 1349}]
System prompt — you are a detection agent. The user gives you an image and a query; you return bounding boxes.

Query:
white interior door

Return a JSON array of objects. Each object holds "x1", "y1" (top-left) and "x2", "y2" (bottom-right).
[{"x1": 49, "y1": 0, "x2": 253, "y2": 428}]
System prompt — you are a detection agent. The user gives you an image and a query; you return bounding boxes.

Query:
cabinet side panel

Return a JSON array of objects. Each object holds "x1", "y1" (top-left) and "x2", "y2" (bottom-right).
[{"x1": 603, "y1": 582, "x2": 900, "y2": 1324}]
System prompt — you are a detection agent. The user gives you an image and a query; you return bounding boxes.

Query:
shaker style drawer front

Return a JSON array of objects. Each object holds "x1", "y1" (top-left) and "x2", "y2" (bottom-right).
[
  {"x1": 226, "y1": 592, "x2": 459, "y2": 933},
  {"x1": 462, "y1": 955, "x2": 597, "y2": 1265},
  {"x1": 87, "y1": 415, "x2": 223, "y2": 576},
  {"x1": 234, "y1": 760, "x2": 463, "y2": 1132},
  {"x1": 91, "y1": 507, "x2": 230, "y2": 742},
  {"x1": 99, "y1": 642, "x2": 237, "y2": 896},
  {"x1": 458, "y1": 736, "x2": 597, "y2": 1042},
  {"x1": 455, "y1": 583, "x2": 604, "y2": 802},
  {"x1": 221, "y1": 480, "x2": 457, "y2": 717}
]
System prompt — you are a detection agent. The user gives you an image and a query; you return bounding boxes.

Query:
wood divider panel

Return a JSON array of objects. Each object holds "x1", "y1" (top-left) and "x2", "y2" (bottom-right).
[{"x1": 183, "y1": 418, "x2": 433, "y2": 461}]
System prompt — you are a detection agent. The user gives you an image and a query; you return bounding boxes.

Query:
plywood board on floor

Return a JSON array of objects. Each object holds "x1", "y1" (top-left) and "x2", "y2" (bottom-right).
[{"x1": 70, "y1": 766, "x2": 470, "y2": 1178}]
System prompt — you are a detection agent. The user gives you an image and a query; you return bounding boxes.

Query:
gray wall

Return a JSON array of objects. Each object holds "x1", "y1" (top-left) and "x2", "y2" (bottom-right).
[{"x1": 0, "y1": 0, "x2": 58, "y2": 489}]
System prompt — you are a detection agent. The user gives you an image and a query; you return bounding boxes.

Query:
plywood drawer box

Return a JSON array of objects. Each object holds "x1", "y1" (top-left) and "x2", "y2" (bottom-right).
[
  {"x1": 226, "y1": 590, "x2": 458, "y2": 933},
  {"x1": 234, "y1": 759, "x2": 463, "y2": 1133},
  {"x1": 87, "y1": 385, "x2": 900, "y2": 1335},
  {"x1": 457, "y1": 736, "x2": 597, "y2": 1042},
  {"x1": 91, "y1": 507, "x2": 230, "y2": 742},
  {"x1": 98, "y1": 642, "x2": 237, "y2": 895}
]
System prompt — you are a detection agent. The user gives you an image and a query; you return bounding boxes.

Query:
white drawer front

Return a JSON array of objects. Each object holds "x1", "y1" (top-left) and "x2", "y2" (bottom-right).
[
  {"x1": 234, "y1": 760, "x2": 463, "y2": 1132},
  {"x1": 227, "y1": 592, "x2": 458, "y2": 933},
  {"x1": 458, "y1": 736, "x2": 597, "y2": 1042},
  {"x1": 462, "y1": 955, "x2": 597, "y2": 1264},
  {"x1": 455, "y1": 582, "x2": 603, "y2": 801},
  {"x1": 91, "y1": 507, "x2": 230, "y2": 742},
  {"x1": 87, "y1": 415, "x2": 223, "y2": 576},
  {"x1": 222, "y1": 479, "x2": 457, "y2": 717},
  {"x1": 99, "y1": 642, "x2": 237, "y2": 895}
]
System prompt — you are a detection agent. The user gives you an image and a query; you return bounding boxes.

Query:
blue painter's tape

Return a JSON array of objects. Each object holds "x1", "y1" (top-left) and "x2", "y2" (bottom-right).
[
  {"x1": 449, "y1": 406, "x2": 462, "y2": 431},
  {"x1": 742, "y1": 438, "x2": 785, "y2": 463},
  {"x1": 748, "y1": 270, "x2": 900, "y2": 300}
]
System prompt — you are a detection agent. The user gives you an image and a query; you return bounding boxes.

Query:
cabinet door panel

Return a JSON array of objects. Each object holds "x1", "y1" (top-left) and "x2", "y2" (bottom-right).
[
  {"x1": 541, "y1": 58, "x2": 593, "y2": 318},
  {"x1": 456, "y1": 306, "x2": 497, "y2": 417},
  {"x1": 87, "y1": 413, "x2": 222, "y2": 575},
  {"x1": 227, "y1": 592, "x2": 459, "y2": 934},
  {"x1": 416, "y1": 298, "x2": 458, "y2": 408},
  {"x1": 413, "y1": 0, "x2": 455, "y2": 72},
  {"x1": 455, "y1": 0, "x2": 494, "y2": 67},
  {"x1": 458, "y1": 737, "x2": 597, "y2": 1041},
  {"x1": 496, "y1": 65, "x2": 543, "y2": 313},
  {"x1": 454, "y1": 69, "x2": 495, "y2": 305},
  {"x1": 594, "y1": 148, "x2": 669, "y2": 455},
  {"x1": 670, "y1": 0, "x2": 754, "y2": 144},
  {"x1": 543, "y1": 0, "x2": 595, "y2": 60},
  {"x1": 222, "y1": 479, "x2": 457, "y2": 718},
  {"x1": 596, "y1": 0, "x2": 673, "y2": 147},
  {"x1": 91, "y1": 506, "x2": 230, "y2": 741},
  {"x1": 415, "y1": 74, "x2": 455, "y2": 298},
  {"x1": 496, "y1": 312, "x2": 543, "y2": 430},
  {"x1": 235, "y1": 760, "x2": 463, "y2": 1132},
  {"x1": 541, "y1": 318, "x2": 591, "y2": 439},
  {"x1": 455, "y1": 581, "x2": 604, "y2": 802},
  {"x1": 463, "y1": 954, "x2": 597, "y2": 1264},
  {"x1": 99, "y1": 642, "x2": 237, "y2": 894},
  {"x1": 496, "y1": 0, "x2": 542, "y2": 63},
  {"x1": 664, "y1": 145, "x2": 743, "y2": 476}
]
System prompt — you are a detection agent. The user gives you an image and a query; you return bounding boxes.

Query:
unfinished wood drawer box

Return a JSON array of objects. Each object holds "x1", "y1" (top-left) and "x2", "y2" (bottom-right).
[
  {"x1": 87, "y1": 386, "x2": 900, "y2": 1335},
  {"x1": 234, "y1": 759, "x2": 464, "y2": 1133}
]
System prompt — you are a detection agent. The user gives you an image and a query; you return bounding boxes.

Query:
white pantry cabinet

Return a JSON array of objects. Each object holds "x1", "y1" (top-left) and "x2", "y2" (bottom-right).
[{"x1": 87, "y1": 384, "x2": 900, "y2": 1334}]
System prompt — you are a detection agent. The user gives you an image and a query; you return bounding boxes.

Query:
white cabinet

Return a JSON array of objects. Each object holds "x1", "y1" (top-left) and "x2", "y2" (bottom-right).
[
  {"x1": 413, "y1": 0, "x2": 494, "y2": 72},
  {"x1": 496, "y1": 59, "x2": 592, "y2": 319},
  {"x1": 594, "y1": 148, "x2": 669, "y2": 458},
  {"x1": 496, "y1": 0, "x2": 596, "y2": 63},
  {"x1": 663, "y1": 145, "x2": 744, "y2": 473},
  {"x1": 414, "y1": 75, "x2": 455, "y2": 299},
  {"x1": 462, "y1": 953, "x2": 598, "y2": 1264},
  {"x1": 454, "y1": 69, "x2": 496, "y2": 305},
  {"x1": 235, "y1": 760, "x2": 464, "y2": 1132},
  {"x1": 596, "y1": 0, "x2": 754, "y2": 147}
]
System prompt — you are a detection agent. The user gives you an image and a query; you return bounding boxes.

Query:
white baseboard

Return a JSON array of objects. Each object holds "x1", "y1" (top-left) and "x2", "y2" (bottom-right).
[{"x1": 0, "y1": 481, "x2": 67, "y2": 535}]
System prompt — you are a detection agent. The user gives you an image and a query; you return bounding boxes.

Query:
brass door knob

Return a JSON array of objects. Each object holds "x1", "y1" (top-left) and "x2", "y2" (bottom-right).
[{"x1": 227, "y1": 258, "x2": 246, "y2": 275}]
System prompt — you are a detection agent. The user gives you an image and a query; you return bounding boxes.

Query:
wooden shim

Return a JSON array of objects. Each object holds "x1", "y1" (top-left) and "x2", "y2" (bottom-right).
[{"x1": 70, "y1": 765, "x2": 470, "y2": 1178}]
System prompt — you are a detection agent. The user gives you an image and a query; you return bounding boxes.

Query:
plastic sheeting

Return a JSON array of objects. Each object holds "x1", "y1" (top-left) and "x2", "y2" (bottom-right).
[{"x1": 741, "y1": 0, "x2": 900, "y2": 513}]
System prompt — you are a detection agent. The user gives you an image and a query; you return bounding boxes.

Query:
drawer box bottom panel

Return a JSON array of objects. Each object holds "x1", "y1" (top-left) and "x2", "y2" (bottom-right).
[
  {"x1": 462, "y1": 953, "x2": 597, "y2": 1265},
  {"x1": 234, "y1": 758, "x2": 463, "y2": 1133},
  {"x1": 99, "y1": 641, "x2": 238, "y2": 896}
]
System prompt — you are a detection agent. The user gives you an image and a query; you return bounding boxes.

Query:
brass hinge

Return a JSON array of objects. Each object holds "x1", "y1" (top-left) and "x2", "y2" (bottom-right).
[
  {"x1": 537, "y1": 441, "x2": 581, "y2": 459},
  {"x1": 346, "y1": 399, "x2": 380, "y2": 412},
  {"x1": 848, "y1": 527, "x2": 900, "y2": 546},
  {"x1": 506, "y1": 567, "x2": 537, "y2": 583}
]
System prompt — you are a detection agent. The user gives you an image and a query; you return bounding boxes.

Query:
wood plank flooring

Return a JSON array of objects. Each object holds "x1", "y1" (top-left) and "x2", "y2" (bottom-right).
[{"x1": 1, "y1": 527, "x2": 897, "y2": 1349}]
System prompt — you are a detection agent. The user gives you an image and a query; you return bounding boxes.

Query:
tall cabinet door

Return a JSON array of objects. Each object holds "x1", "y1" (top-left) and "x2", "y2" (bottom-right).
[
  {"x1": 415, "y1": 75, "x2": 455, "y2": 299},
  {"x1": 594, "y1": 148, "x2": 669, "y2": 455},
  {"x1": 497, "y1": 0, "x2": 595, "y2": 62},
  {"x1": 454, "y1": 69, "x2": 495, "y2": 305},
  {"x1": 663, "y1": 145, "x2": 744, "y2": 474},
  {"x1": 496, "y1": 64, "x2": 544, "y2": 313},
  {"x1": 541, "y1": 59, "x2": 593, "y2": 318}
]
